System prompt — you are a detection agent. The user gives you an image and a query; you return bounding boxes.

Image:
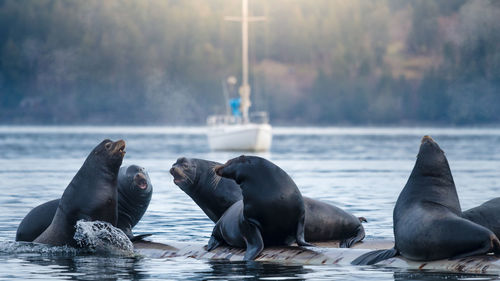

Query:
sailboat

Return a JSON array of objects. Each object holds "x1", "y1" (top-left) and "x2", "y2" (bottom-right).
[{"x1": 206, "y1": 0, "x2": 272, "y2": 152}]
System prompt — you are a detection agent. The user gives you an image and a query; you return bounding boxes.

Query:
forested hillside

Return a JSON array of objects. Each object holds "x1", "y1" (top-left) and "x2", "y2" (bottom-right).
[{"x1": 1, "y1": 0, "x2": 499, "y2": 125}]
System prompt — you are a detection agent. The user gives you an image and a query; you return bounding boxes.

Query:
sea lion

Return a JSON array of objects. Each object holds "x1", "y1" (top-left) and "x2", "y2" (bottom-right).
[
  {"x1": 170, "y1": 157, "x2": 365, "y2": 246},
  {"x1": 116, "y1": 164, "x2": 153, "y2": 240},
  {"x1": 463, "y1": 198, "x2": 500, "y2": 239},
  {"x1": 16, "y1": 164, "x2": 152, "y2": 242},
  {"x1": 33, "y1": 139, "x2": 125, "y2": 246},
  {"x1": 352, "y1": 136, "x2": 500, "y2": 265},
  {"x1": 207, "y1": 155, "x2": 311, "y2": 260}
]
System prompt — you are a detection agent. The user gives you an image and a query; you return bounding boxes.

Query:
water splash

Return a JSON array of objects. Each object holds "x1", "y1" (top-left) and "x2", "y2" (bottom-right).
[
  {"x1": 0, "y1": 240, "x2": 79, "y2": 256},
  {"x1": 74, "y1": 220, "x2": 134, "y2": 256}
]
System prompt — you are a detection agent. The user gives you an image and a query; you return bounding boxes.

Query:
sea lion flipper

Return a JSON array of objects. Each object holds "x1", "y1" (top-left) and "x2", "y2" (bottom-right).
[
  {"x1": 339, "y1": 236, "x2": 360, "y2": 248},
  {"x1": 340, "y1": 225, "x2": 366, "y2": 248},
  {"x1": 123, "y1": 228, "x2": 135, "y2": 239},
  {"x1": 450, "y1": 247, "x2": 492, "y2": 260},
  {"x1": 351, "y1": 247, "x2": 398, "y2": 265},
  {"x1": 296, "y1": 214, "x2": 313, "y2": 247},
  {"x1": 450, "y1": 234, "x2": 500, "y2": 260},
  {"x1": 242, "y1": 221, "x2": 264, "y2": 261},
  {"x1": 130, "y1": 233, "x2": 153, "y2": 242},
  {"x1": 207, "y1": 234, "x2": 224, "y2": 251}
]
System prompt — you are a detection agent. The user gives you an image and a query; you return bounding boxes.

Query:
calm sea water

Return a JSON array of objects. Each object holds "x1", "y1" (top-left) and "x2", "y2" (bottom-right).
[{"x1": 0, "y1": 126, "x2": 499, "y2": 280}]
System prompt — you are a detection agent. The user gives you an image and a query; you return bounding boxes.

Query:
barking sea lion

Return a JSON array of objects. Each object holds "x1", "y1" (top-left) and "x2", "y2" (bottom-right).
[{"x1": 33, "y1": 139, "x2": 125, "y2": 246}]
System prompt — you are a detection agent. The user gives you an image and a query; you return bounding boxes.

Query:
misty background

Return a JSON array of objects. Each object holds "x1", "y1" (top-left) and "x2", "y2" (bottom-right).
[{"x1": 0, "y1": 0, "x2": 499, "y2": 125}]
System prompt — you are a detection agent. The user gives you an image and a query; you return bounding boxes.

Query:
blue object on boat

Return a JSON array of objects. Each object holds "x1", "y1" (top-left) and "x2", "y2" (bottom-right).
[{"x1": 229, "y1": 98, "x2": 241, "y2": 117}]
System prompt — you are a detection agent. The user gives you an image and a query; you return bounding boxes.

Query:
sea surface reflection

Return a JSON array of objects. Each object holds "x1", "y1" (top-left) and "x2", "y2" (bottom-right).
[{"x1": 0, "y1": 126, "x2": 499, "y2": 280}]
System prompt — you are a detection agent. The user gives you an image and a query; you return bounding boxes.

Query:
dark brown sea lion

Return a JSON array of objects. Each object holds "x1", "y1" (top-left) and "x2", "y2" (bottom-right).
[
  {"x1": 33, "y1": 139, "x2": 125, "y2": 246},
  {"x1": 170, "y1": 157, "x2": 365, "y2": 246},
  {"x1": 207, "y1": 155, "x2": 311, "y2": 260},
  {"x1": 16, "y1": 164, "x2": 152, "y2": 242},
  {"x1": 352, "y1": 136, "x2": 500, "y2": 265}
]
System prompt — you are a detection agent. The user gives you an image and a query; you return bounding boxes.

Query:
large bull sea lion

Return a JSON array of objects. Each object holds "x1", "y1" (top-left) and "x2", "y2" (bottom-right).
[
  {"x1": 206, "y1": 155, "x2": 311, "y2": 260},
  {"x1": 32, "y1": 139, "x2": 125, "y2": 246}
]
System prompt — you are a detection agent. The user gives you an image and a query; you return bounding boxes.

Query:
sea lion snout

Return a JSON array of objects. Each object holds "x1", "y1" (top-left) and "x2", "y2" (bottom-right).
[
  {"x1": 107, "y1": 140, "x2": 126, "y2": 156},
  {"x1": 214, "y1": 157, "x2": 241, "y2": 177},
  {"x1": 134, "y1": 173, "x2": 148, "y2": 190},
  {"x1": 421, "y1": 135, "x2": 435, "y2": 144},
  {"x1": 170, "y1": 166, "x2": 181, "y2": 179},
  {"x1": 170, "y1": 166, "x2": 189, "y2": 184},
  {"x1": 419, "y1": 135, "x2": 444, "y2": 155},
  {"x1": 214, "y1": 165, "x2": 224, "y2": 176},
  {"x1": 171, "y1": 157, "x2": 198, "y2": 185}
]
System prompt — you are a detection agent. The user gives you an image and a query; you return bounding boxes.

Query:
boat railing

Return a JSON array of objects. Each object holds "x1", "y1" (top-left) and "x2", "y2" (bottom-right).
[
  {"x1": 207, "y1": 112, "x2": 269, "y2": 126},
  {"x1": 207, "y1": 115, "x2": 242, "y2": 126}
]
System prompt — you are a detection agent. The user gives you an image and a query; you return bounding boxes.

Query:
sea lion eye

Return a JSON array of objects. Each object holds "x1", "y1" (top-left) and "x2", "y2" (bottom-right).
[{"x1": 105, "y1": 142, "x2": 112, "y2": 150}]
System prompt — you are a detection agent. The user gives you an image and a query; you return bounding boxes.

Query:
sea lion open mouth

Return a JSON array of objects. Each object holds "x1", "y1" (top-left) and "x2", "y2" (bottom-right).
[
  {"x1": 111, "y1": 140, "x2": 126, "y2": 157},
  {"x1": 134, "y1": 173, "x2": 148, "y2": 190}
]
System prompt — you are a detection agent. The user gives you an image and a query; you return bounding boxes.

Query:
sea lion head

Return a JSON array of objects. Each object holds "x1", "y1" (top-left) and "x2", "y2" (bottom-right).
[
  {"x1": 92, "y1": 139, "x2": 127, "y2": 172},
  {"x1": 118, "y1": 165, "x2": 153, "y2": 195},
  {"x1": 415, "y1": 135, "x2": 450, "y2": 177},
  {"x1": 215, "y1": 155, "x2": 255, "y2": 184},
  {"x1": 170, "y1": 157, "x2": 198, "y2": 191}
]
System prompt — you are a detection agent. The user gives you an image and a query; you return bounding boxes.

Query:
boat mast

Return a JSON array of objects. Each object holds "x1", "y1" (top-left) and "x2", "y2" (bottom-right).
[
  {"x1": 225, "y1": 0, "x2": 264, "y2": 123},
  {"x1": 240, "y1": 0, "x2": 250, "y2": 123}
]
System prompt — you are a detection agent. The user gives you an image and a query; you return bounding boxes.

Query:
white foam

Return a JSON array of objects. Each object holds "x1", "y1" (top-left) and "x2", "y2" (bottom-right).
[
  {"x1": 0, "y1": 240, "x2": 78, "y2": 255},
  {"x1": 74, "y1": 220, "x2": 134, "y2": 256}
]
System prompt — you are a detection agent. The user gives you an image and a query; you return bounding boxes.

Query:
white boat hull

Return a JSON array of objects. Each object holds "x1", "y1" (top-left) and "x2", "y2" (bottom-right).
[{"x1": 207, "y1": 123, "x2": 272, "y2": 151}]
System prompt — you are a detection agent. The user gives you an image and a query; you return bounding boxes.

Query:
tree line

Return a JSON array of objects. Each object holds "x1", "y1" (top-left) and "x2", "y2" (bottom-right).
[{"x1": 0, "y1": 0, "x2": 499, "y2": 125}]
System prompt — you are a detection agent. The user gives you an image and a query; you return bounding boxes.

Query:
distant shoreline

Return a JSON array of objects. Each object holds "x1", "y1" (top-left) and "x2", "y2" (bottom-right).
[{"x1": 1, "y1": 125, "x2": 499, "y2": 136}]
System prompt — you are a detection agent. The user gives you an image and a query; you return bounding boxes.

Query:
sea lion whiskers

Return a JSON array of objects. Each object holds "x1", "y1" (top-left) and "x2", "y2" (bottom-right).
[
  {"x1": 175, "y1": 168, "x2": 194, "y2": 184},
  {"x1": 208, "y1": 166, "x2": 222, "y2": 190}
]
